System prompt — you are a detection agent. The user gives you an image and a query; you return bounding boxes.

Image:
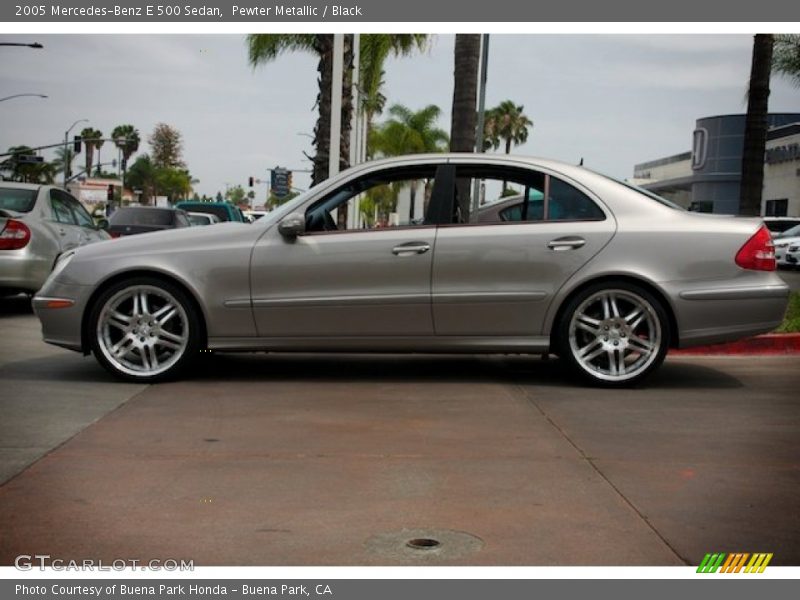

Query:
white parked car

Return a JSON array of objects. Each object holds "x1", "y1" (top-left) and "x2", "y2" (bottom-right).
[
  {"x1": 772, "y1": 224, "x2": 800, "y2": 268},
  {"x1": 187, "y1": 212, "x2": 221, "y2": 227}
]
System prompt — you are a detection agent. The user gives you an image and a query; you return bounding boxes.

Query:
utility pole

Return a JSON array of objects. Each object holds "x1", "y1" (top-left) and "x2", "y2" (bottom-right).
[{"x1": 471, "y1": 34, "x2": 490, "y2": 222}]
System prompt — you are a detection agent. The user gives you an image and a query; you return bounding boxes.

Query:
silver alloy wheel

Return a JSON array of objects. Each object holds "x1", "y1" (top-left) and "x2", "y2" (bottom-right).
[
  {"x1": 96, "y1": 284, "x2": 189, "y2": 378},
  {"x1": 568, "y1": 289, "x2": 662, "y2": 382}
]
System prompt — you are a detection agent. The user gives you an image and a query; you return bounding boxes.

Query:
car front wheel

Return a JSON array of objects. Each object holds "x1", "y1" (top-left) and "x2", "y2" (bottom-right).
[
  {"x1": 557, "y1": 283, "x2": 670, "y2": 387},
  {"x1": 89, "y1": 277, "x2": 200, "y2": 382}
]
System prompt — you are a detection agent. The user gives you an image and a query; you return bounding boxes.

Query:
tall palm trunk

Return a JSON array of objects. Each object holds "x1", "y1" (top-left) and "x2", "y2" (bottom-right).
[
  {"x1": 312, "y1": 35, "x2": 334, "y2": 186},
  {"x1": 739, "y1": 34, "x2": 774, "y2": 216},
  {"x1": 450, "y1": 34, "x2": 481, "y2": 220}
]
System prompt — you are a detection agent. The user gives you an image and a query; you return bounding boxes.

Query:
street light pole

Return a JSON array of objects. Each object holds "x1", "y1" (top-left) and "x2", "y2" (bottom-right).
[
  {"x1": 0, "y1": 93, "x2": 47, "y2": 103},
  {"x1": 63, "y1": 118, "x2": 88, "y2": 186}
]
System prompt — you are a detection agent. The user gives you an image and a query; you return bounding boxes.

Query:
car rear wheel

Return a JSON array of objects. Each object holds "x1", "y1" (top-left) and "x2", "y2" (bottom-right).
[
  {"x1": 89, "y1": 277, "x2": 200, "y2": 382},
  {"x1": 557, "y1": 282, "x2": 670, "y2": 387}
]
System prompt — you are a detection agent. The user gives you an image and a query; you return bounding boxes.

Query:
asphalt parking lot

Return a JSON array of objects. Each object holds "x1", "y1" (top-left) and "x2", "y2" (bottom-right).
[{"x1": 0, "y1": 292, "x2": 799, "y2": 566}]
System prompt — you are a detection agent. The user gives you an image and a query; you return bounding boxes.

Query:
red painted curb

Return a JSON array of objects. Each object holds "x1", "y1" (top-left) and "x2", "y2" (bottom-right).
[{"x1": 670, "y1": 333, "x2": 800, "y2": 356}]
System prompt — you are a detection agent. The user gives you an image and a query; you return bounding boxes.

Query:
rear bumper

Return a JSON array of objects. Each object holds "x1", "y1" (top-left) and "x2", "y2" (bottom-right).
[
  {"x1": 669, "y1": 281, "x2": 790, "y2": 348},
  {"x1": 0, "y1": 251, "x2": 50, "y2": 293}
]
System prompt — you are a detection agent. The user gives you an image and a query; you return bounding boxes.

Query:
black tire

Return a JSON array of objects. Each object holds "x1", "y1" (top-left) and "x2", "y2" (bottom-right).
[
  {"x1": 555, "y1": 281, "x2": 671, "y2": 387},
  {"x1": 88, "y1": 276, "x2": 201, "y2": 382}
]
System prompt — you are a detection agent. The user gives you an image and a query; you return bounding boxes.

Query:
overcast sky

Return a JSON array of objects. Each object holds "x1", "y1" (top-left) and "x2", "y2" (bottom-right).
[{"x1": 1, "y1": 34, "x2": 798, "y2": 196}]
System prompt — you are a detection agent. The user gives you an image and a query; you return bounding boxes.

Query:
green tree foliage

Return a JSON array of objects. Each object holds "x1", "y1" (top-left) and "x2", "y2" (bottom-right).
[
  {"x1": 370, "y1": 104, "x2": 449, "y2": 157},
  {"x1": 483, "y1": 100, "x2": 533, "y2": 154},
  {"x1": 247, "y1": 34, "x2": 427, "y2": 183},
  {"x1": 126, "y1": 153, "x2": 192, "y2": 204},
  {"x1": 225, "y1": 185, "x2": 247, "y2": 205},
  {"x1": 773, "y1": 34, "x2": 800, "y2": 87},
  {"x1": 359, "y1": 35, "x2": 429, "y2": 158},
  {"x1": 149, "y1": 123, "x2": 185, "y2": 169},
  {"x1": 0, "y1": 146, "x2": 56, "y2": 183}
]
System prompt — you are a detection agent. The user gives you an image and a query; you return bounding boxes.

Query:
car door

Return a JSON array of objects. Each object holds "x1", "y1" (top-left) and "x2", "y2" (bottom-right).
[
  {"x1": 249, "y1": 163, "x2": 445, "y2": 338},
  {"x1": 63, "y1": 192, "x2": 106, "y2": 245},
  {"x1": 48, "y1": 189, "x2": 83, "y2": 252},
  {"x1": 431, "y1": 162, "x2": 617, "y2": 336}
]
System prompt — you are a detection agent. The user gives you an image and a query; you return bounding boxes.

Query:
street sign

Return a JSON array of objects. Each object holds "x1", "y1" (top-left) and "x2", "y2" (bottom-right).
[
  {"x1": 271, "y1": 167, "x2": 292, "y2": 199},
  {"x1": 17, "y1": 155, "x2": 43, "y2": 164}
]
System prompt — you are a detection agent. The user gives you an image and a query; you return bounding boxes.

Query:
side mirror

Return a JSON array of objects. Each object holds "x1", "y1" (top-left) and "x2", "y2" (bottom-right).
[
  {"x1": 278, "y1": 212, "x2": 306, "y2": 238},
  {"x1": 97, "y1": 218, "x2": 109, "y2": 231}
]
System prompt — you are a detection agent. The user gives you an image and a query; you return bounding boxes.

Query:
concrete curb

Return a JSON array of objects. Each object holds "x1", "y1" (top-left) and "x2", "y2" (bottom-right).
[{"x1": 670, "y1": 333, "x2": 800, "y2": 356}]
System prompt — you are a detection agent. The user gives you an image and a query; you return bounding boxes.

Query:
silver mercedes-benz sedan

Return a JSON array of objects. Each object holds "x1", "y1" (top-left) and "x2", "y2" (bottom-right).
[
  {"x1": 1, "y1": 182, "x2": 110, "y2": 295},
  {"x1": 33, "y1": 154, "x2": 789, "y2": 386}
]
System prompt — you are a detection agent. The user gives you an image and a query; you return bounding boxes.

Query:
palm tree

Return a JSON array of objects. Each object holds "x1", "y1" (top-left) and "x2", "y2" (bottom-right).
[
  {"x1": 740, "y1": 34, "x2": 774, "y2": 217},
  {"x1": 773, "y1": 34, "x2": 800, "y2": 86},
  {"x1": 370, "y1": 103, "x2": 449, "y2": 221},
  {"x1": 111, "y1": 124, "x2": 141, "y2": 187},
  {"x1": 487, "y1": 100, "x2": 533, "y2": 155},
  {"x1": 80, "y1": 127, "x2": 103, "y2": 178},
  {"x1": 0, "y1": 146, "x2": 55, "y2": 183},
  {"x1": 247, "y1": 34, "x2": 427, "y2": 184},
  {"x1": 247, "y1": 34, "x2": 343, "y2": 186},
  {"x1": 484, "y1": 100, "x2": 533, "y2": 193},
  {"x1": 51, "y1": 146, "x2": 75, "y2": 182},
  {"x1": 450, "y1": 34, "x2": 481, "y2": 219},
  {"x1": 358, "y1": 35, "x2": 428, "y2": 158}
]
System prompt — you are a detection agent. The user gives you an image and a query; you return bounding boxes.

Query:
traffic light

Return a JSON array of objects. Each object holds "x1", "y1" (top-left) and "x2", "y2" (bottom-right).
[
  {"x1": 248, "y1": 176, "x2": 254, "y2": 187},
  {"x1": 107, "y1": 185, "x2": 114, "y2": 201},
  {"x1": 73, "y1": 136, "x2": 81, "y2": 153},
  {"x1": 287, "y1": 171, "x2": 293, "y2": 191}
]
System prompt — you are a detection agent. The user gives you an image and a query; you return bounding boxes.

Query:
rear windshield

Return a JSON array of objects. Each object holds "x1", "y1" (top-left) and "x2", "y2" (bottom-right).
[
  {"x1": 0, "y1": 187, "x2": 37, "y2": 213},
  {"x1": 110, "y1": 207, "x2": 175, "y2": 226},
  {"x1": 591, "y1": 171, "x2": 685, "y2": 210}
]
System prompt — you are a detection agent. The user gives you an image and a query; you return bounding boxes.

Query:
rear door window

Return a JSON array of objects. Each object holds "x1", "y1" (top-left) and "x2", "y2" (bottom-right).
[{"x1": 50, "y1": 190, "x2": 78, "y2": 225}]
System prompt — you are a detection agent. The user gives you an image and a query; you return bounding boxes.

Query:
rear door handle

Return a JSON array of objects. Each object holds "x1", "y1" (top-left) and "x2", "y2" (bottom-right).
[
  {"x1": 547, "y1": 236, "x2": 586, "y2": 251},
  {"x1": 392, "y1": 242, "x2": 431, "y2": 256}
]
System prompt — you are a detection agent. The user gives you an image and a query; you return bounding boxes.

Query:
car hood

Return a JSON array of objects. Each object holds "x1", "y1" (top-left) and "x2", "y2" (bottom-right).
[{"x1": 74, "y1": 221, "x2": 255, "y2": 260}]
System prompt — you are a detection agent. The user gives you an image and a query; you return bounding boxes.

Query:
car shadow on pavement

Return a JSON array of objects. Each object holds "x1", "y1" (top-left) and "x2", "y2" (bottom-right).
[
  {"x1": 0, "y1": 295, "x2": 33, "y2": 317},
  {"x1": 0, "y1": 348, "x2": 744, "y2": 389}
]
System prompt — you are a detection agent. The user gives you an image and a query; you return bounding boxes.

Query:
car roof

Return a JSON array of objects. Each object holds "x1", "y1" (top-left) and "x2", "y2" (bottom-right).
[{"x1": 0, "y1": 181, "x2": 44, "y2": 190}]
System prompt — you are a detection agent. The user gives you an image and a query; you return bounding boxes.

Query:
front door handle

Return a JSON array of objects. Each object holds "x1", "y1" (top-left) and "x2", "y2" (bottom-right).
[
  {"x1": 392, "y1": 242, "x2": 431, "y2": 256},
  {"x1": 547, "y1": 236, "x2": 586, "y2": 251}
]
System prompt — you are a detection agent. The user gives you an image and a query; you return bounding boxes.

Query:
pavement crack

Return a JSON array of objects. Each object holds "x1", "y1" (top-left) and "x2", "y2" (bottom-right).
[{"x1": 513, "y1": 383, "x2": 688, "y2": 565}]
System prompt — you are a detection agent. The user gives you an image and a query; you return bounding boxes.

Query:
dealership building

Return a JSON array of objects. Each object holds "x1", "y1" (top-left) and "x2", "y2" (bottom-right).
[{"x1": 631, "y1": 113, "x2": 800, "y2": 216}]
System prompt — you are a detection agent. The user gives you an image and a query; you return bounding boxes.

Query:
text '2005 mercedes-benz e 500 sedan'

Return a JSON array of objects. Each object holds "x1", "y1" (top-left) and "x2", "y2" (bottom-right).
[{"x1": 33, "y1": 154, "x2": 789, "y2": 386}]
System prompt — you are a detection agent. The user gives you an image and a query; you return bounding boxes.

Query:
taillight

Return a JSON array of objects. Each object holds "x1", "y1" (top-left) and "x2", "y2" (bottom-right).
[
  {"x1": 735, "y1": 224, "x2": 776, "y2": 271},
  {"x1": 0, "y1": 219, "x2": 31, "y2": 250},
  {"x1": 110, "y1": 232, "x2": 121, "y2": 238}
]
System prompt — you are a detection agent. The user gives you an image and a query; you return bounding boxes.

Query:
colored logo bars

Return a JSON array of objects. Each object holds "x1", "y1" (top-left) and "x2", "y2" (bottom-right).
[{"x1": 697, "y1": 552, "x2": 773, "y2": 573}]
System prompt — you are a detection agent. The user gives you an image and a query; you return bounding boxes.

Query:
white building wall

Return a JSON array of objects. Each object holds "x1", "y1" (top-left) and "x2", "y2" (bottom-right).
[{"x1": 762, "y1": 132, "x2": 800, "y2": 217}]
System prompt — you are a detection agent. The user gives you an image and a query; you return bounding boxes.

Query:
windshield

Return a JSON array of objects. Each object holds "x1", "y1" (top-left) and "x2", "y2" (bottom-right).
[{"x1": 0, "y1": 187, "x2": 38, "y2": 213}]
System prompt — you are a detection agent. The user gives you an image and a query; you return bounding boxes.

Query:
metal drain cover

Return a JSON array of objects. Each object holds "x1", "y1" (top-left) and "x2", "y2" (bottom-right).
[{"x1": 365, "y1": 528, "x2": 483, "y2": 561}]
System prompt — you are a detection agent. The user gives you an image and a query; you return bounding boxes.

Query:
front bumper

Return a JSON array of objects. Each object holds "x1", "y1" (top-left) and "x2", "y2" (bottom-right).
[{"x1": 32, "y1": 279, "x2": 93, "y2": 352}]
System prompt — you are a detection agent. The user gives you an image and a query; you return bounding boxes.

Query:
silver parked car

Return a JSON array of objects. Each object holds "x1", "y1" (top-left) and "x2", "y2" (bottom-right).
[
  {"x1": 1, "y1": 182, "x2": 110, "y2": 295},
  {"x1": 32, "y1": 155, "x2": 789, "y2": 386}
]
